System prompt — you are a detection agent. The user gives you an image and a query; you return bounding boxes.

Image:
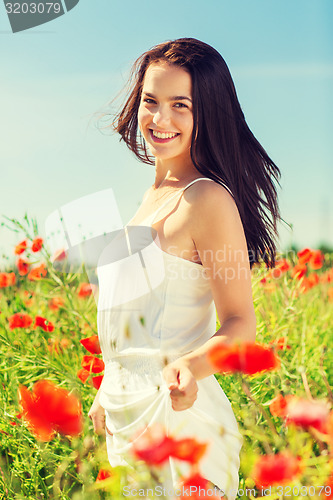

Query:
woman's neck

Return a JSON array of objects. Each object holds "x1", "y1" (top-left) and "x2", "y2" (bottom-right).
[{"x1": 153, "y1": 157, "x2": 200, "y2": 190}]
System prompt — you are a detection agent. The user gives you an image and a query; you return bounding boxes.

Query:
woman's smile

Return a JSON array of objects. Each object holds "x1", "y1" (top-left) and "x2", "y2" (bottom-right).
[{"x1": 149, "y1": 129, "x2": 180, "y2": 143}]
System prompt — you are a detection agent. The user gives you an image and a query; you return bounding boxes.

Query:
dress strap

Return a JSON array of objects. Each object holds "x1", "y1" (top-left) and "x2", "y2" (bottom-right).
[
  {"x1": 134, "y1": 177, "x2": 234, "y2": 227},
  {"x1": 150, "y1": 177, "x2": 214, "y2": 222},
  {"x1": 182, "y1": 177, "x2": 234, "y2": 199}
]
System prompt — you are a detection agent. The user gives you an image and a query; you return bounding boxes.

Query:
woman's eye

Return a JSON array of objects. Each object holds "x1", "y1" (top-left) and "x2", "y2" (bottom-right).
[{"x1": 142, "y1": 98, "x2": 188, "y2": 111}]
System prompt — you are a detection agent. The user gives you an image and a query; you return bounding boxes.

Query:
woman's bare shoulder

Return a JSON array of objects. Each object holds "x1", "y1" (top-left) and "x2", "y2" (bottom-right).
[
  {"x1": 185, "y1": 179, "x2": 244, "y2": 246},
  {"x1": 185, "y1": 179, "x2": 237, "y2": 216}
]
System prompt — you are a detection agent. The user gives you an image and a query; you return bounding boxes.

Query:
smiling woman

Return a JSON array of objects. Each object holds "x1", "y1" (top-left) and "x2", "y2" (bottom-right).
[{"x1": 90, "y1": 38, "x2": 282, "y2": 499}]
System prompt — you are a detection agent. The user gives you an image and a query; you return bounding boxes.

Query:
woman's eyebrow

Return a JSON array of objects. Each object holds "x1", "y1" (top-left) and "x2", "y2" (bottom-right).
[{"x1": 143, "y1": 92, "x2": 192, "y2": 103}]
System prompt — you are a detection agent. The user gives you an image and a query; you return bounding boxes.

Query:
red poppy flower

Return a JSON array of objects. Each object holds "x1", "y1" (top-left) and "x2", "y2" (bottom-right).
[
  {"x1": 285, "y1": 398, "x2": 330, "y2": 433},
  {"x1": 80, "y1": 335, "x2": 102, "y2": 354},
  {"x1": 0, "y1": 272, "x2": 16, "y2": 288},
  {"x1": 131, "y1": 423, "x2": 175, "y2": 466},
  {"x1": 34, "y1": 316, "x2": 55, "y2": 333},
  {"x1": 77, "y1": 282, "x2": 95, "y2": 298},
  {"x1": 14, "y1": 240, "x2": 27, "y2": 255},
  {"x1": 308, "y1": 250, "x2": 324, "y2": 270},
  {"x1": 96, "y1": 468, "x2": 112, "y2": 482},
  {"x1": 321, "y1": 473, "x2": 333, "y2": 499},
  {"x1": 325, "y1": 270, "x2": 332, "y2": 283},
  {"x1": 291, "y1": 264, "x2": 307, "y2": 279},
  {"x1": 77, "y1": 368, "x2": 90, "y2": 383},
  {"x1": 131, "y1": 423, "x2": 208, "y2": 468},
  {"x1": 321, "y1": 268, "x2": 333, "y2": 284},
  {"x1": 19, "y1": 379, "x2": 83, "y2": 441},
  {"x1": 61, "y1": 339, "x2": 70, "y2": 349},
  {"x1": 271, "y1": 258, "x2": 290, "y2": 279},
  {"x1": 47, "y1": 338, "x2": 70, "y2": 354},
  {"x1": 23, "y1": 290, "x2": 34, "y2": 306},
  {"x1": 300, "y1": 273, "x2": 319, "y2": 293},
  {"x1": 28, "y1": 263, "x2": 47, "y2": 281},
  {"x1": 31, "y1": 237, "x2": 43, "y2": 253},
  {"x1": 297, "y1": 248, "x2": 312, "y2": 265},
  {"x1": 9, "y1": 412, "x2": 22, "y2": 426},
  {"x1": 16, "y1": 258, "x2": 30, "y2": 276},
  {"x1": 48, "y1": 296, "x2": 65, "y2": 311},
  {"x1": 51, "y1": 248, "x2": 67, "y2": 262},
  {"x1": 271, "y1": 269, "x2": 281, "y2": 280},
  {"x1": 307, "y1": 273, "x2": 320, "y2": 288},
  {"x1": 207, "y1": 342, "x2": 280, "y2": 376},
  {"x1": 269, "y1": 337, "x2": 291, "y2": 350},
  {"x1": 269, "y1": 394, "x2": 295, "y2": 417},
  {"x1": 81, "y1": 355, "x2": 105, "y2": 374},
  {"x1": 299, "y1": 277, "x2": 311, "y2": 293},
  {"x1": 0, "y1": 273, "x2": 8, "y2": 287},
  {"x1": 8, "y1": 312, "x2": 33, "y2": 330},
  {"x1": 92, "y1": 375, "x2": 104, "y2": 389},
  {"x1": 170, "y1": 437, "x2": 207, "y2": 465},
  {"x1": 252, "y1": 452, "x2": 303, "y2": 488},
  {"x1": 179, "y1": 473, "x2": 222, "y2": 499}
]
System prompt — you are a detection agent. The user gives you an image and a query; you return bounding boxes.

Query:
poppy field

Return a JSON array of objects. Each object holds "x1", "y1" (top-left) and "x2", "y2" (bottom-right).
[{"x1": 0, "y1": 214, "x2": 333, "y2": 500}]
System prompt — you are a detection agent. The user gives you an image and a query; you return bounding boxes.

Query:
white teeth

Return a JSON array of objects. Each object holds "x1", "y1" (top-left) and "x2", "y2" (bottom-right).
[{"x1": 152, "y1": 130, "x2": 178, "y2": 139}]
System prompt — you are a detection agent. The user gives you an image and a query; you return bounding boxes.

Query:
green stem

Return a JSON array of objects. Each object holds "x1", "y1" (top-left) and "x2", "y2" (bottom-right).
[{"x1": 241, "y1": 377, "x2": 280, "y2": 440}]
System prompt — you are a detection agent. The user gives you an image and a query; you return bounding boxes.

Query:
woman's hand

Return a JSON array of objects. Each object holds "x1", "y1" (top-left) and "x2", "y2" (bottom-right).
[
  {"x1": 88, "y1": 389, "x2": 110, "y2": 435},
  {"x1": 162, "y1": 360, "x2": 198, "y2": 411}
]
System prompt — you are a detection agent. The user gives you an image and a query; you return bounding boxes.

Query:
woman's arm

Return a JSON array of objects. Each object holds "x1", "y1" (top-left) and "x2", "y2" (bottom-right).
[
  {"x1": 88, "y1": 386, "x2": 107, "y2": 434},
  {"x1": 162, "y1": 182, "x2": 257, "y2": 410}
]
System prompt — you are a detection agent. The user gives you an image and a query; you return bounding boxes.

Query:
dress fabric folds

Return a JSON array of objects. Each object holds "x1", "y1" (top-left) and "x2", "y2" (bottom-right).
[{"x1": 96, "y1": 178, "x2": 243, "y2": 499}]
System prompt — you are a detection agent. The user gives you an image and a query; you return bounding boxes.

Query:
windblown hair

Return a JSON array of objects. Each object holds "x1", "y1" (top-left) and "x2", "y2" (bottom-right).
[{"x1": 108, "y1": 37, "x2": 282, "y2": 269}]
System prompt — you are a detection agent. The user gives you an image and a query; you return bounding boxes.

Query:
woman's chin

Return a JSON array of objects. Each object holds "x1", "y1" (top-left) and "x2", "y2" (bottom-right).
[{"x1": 147, "y1": 148, "x2": 174, "y2": 161}]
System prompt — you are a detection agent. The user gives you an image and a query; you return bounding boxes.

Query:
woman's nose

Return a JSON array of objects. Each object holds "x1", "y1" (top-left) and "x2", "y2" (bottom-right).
[{"x1": 152, "y1": 106, "x2": 170, "y2": 127}]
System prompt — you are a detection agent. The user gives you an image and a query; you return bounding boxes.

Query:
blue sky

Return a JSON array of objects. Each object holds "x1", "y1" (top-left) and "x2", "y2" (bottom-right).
[{"x1": 1, "y1": 0, "x2": 332, "y2": 268}]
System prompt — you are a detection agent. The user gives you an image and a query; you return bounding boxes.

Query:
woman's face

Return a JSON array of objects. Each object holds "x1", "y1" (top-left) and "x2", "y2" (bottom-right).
[{"x1": 137, "y1": 62, "x2": 194, "y2": 163}]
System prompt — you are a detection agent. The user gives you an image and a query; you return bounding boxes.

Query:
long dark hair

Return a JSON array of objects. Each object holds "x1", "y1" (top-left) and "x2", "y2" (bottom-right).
[{"x1": 104, "y1": 37, "x2": 282, "y2": 269}]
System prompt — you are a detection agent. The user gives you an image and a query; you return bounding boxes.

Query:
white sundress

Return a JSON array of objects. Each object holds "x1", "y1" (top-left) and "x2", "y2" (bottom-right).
[{"x1": 96, "y1": 177, "x2": 243, "y2": 500}]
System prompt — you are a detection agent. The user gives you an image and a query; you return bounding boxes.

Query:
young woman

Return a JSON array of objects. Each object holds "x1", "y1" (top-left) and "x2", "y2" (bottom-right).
[{"x1": 89, "y1": 38, "x2": 281, "y2": 499}]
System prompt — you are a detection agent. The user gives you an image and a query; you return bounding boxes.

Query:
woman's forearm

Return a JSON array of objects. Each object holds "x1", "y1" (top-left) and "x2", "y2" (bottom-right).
[{"x1": 179, "y1": 315, "x2": 257, "y2": 381}]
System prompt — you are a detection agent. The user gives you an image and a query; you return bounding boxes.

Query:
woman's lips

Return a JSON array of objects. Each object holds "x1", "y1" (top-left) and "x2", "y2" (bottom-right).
[{"x1": 149, "y1": 129, "x2": 180, "y2": 143}]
